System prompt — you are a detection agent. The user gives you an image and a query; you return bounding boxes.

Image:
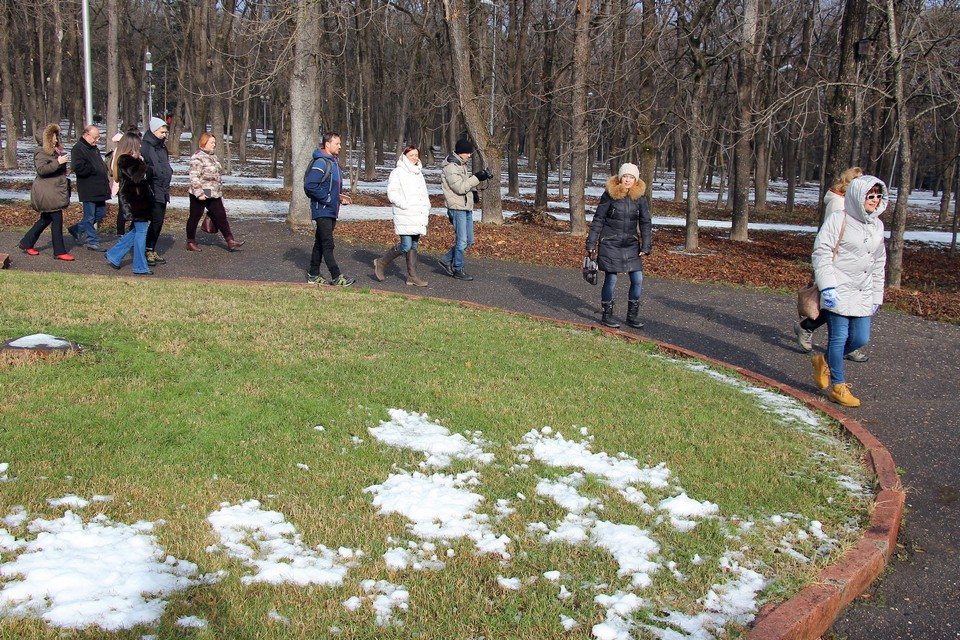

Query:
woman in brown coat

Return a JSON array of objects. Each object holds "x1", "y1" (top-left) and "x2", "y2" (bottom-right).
[{"x1": 19, "y1": 124, "x2": 75, "y2": 260}]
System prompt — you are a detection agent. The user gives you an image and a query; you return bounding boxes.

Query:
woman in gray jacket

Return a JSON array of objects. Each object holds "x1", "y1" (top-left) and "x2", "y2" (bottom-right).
[{"x1": 810, "y1": 175, "x2": 887, "y2": 408}]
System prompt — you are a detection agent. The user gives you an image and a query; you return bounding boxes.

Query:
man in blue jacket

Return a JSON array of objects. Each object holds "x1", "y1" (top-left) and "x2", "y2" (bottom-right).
[{"x1": 304, "y1": 132, "x2": 354, "y2": 286}]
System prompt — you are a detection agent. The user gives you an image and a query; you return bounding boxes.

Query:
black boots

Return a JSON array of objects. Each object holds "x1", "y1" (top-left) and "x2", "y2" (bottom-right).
[
  {"x1": 405, "y1": 249, "x2": 428, "y2": 287},
  {"x1": 373, "y1": 247, "x2": 403, "y2": 281},
  {"x1": 626, "y1": 299, "x2": 644, "y2": 329},
  {"x1": 600, "y1": 301, "x2": 620, "y2": 328}
]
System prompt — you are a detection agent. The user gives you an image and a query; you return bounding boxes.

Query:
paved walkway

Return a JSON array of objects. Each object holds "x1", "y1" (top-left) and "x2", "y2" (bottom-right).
[{"x1": 3, "y1": 220, "x2": 959, "y2": 639}]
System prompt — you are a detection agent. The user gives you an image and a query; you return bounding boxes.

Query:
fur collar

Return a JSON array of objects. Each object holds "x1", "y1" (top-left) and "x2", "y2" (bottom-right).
[
  {"x1": 605, "y1": 175, "x2": 646, "y2": 200},
  {"x1": 41, "y1": 124, "x2": 61, "y2": 155}
]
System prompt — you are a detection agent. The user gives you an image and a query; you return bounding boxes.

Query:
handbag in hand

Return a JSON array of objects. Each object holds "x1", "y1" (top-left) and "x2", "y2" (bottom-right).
[
  {"x1": 797, "y1": 281, "x2": 820, "y2": 319},
  {"x1": 582, "y1": 253, "x2": 598, "y2": 286},
  {"x1": 201, "y1": 215, "x2": 218, "y2": 234}
]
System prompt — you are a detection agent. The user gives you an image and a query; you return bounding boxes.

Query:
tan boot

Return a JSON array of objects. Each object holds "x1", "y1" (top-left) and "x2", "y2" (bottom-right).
[
  {"x1": 811, "y1": 354, "x2": 830, "y2": 390},
  {"x1": 405, "y1": 249, "x2": 428, "y2": 287},
  {"x1": 829, "y1": 382, "x2": 861, "y2": 407},
  {"x1": 374, "y1": 247, "x2": 402, "y2": 281}
]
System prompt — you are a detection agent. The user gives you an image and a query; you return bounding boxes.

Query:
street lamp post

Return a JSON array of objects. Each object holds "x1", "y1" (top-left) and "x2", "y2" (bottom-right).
[
  {"x1": 480, "y1": 0, "x2": 497, "y2": 136},
  {"x1": 81, "y1": 0, "x2": 93, "y2": 124},
  {"x1": 145, "y1": 51, "x2": 153, "y2": 122}
]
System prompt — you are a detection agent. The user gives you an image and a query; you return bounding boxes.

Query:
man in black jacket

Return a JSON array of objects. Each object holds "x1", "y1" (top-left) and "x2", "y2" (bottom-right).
[
  {"x1": 142, "y1": 117, "x2": 173, "y2": 266},
  {"x1": 67, "y1": 125, "x2": 110, "y2": 251}
]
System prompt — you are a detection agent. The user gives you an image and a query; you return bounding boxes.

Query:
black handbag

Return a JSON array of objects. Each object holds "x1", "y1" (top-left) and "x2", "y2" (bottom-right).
[{"x1": 582, "y1": 253, "x2": 598, "y2": 286}]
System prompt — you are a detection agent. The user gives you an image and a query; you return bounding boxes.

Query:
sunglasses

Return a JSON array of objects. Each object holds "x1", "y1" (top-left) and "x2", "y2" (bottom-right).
[{"x1": 865, "y1": 194, "x2": 883, "y2": 201}]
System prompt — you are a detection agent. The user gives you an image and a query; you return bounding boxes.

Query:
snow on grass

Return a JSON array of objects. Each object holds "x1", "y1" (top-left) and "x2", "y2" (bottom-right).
[
  {"x1": 0, "y1": 512, "x2": 199, "y2": 630},
  {"x1": 364, "y1": 470, "x2": 511, "y2": 558},
  {"x1": 206, "y1": 500, "x2": 362, "y2": 586},
  {"x1": 5, "y1": 334, "x2": 71, "y2": 349},
  {"x1": 368, "y1": 408, "x2": 494, "y2": 469}
]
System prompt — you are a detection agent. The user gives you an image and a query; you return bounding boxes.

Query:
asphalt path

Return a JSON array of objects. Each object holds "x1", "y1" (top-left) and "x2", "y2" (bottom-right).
[{"x1": 3, "y1": 220, "x2": 959, "y2": 639}]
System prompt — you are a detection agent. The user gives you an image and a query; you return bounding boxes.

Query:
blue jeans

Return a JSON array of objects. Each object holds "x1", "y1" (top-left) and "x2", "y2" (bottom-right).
[
  {"x1": 106, "y1": 221, "x2": 150, "y2": 273},
  {"x1": 78, "y1": 201, "x2": 107, "y2": 246},
  {"x1": 824, "y1": 311, "x2": 871, "y2": 385},
  {"x1": 443, "y1": 209, "x2": 473, "y2": 270},
  {"x1": 601, "y1": 271, "x2": 643, "y2": 303},
  {"x1": 395, "y1": 235, "x2": 420, "y2": 254}
]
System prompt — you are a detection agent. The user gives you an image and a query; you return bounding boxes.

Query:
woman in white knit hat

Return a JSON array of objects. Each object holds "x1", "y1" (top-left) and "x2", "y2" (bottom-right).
[{"x1": 585, "y1": 163, "x2": 652, "y2": 329}]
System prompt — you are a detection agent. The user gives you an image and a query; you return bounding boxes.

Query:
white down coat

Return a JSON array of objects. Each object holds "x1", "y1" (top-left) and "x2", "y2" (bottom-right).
[
  {"x1": 812, "y1": 175, "x2": 887, "y2": 317},
  {"x1": 387, "y1": 154, "x2": 431, "y2": 236}
]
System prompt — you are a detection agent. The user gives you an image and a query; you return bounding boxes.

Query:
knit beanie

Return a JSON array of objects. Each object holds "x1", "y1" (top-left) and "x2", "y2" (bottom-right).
[
  {"x1": 455, "y1": 138, "x2": 475, "y2": 155},
  {"x1": 618, "y1": 163, "x2": 640, "y2": 181},
  {"x1": 149, "y1": 117, "x2": 168, "y2": 133}
]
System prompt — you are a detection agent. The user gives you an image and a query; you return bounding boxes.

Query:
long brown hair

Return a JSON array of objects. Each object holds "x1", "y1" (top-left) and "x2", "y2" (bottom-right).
[{"x1": 112, "y1": 131, "x2": 143, "y2": 176}]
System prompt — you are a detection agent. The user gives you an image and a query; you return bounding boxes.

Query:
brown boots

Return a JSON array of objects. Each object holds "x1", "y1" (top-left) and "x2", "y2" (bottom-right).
[
  {"x1": 373, "y1": 247, "x2": 402, "y2": 281},
  {"x1": 374, "y1": 247, "x2": 427, "y2": 286},
  {"x1": 405, "y1": 249, "x2": 427, "y2": 287}
]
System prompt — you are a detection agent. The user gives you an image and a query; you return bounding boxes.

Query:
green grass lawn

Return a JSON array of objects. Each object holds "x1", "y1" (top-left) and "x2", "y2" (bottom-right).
[{"x1": 0, "y1": 272, "x2": 872, "y2": 639}]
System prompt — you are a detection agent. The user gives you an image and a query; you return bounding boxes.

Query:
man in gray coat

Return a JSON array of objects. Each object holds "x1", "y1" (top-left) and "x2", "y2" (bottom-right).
[
  {"x1": 141, "y1": 117, "x2": 173, "y2": 266},
  {"x1": 438, "y1": 138, "x2": 491, "y2": 281}
]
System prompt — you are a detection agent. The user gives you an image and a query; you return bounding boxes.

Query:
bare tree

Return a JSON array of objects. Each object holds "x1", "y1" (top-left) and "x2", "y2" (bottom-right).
[
  {"x1": 287, "y1": 0, "x2": 321, "y2": 229},
  {"x1": 567, "y1": 0, "x2": 592, "y2": 236}
]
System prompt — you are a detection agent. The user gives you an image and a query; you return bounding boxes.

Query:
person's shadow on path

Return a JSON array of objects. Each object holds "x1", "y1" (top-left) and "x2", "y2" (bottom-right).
[{"x1": 508, "y1": 276, "x2": 597, "y2": 324}]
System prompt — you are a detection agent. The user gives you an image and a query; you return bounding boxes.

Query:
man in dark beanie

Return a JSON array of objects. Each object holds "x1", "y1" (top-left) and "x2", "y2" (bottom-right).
[{"x1": 439, "y1": 138, "x2": 491, "y2": 280}]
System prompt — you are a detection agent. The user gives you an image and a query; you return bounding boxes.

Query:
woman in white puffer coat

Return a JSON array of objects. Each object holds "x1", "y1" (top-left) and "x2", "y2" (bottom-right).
[
  {"x1": 373, "y1": 145, "x2": 432, "y2": 286},
  {"x1": 810, "y1": 175, "x2": 887, "y2": 408}
]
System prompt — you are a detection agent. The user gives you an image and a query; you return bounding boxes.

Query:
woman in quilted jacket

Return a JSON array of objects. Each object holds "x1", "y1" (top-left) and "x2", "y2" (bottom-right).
[
  {"x1": 585, "y1": 163, "x2": 653, "y2": 329},
  {"x1": 185, "y1": 133, "x2": 244, "y2": 252},
  {"x1": 373, "y1": 145, "x2": 432, "y2": 286},
  {"x1": 810, "y1": 175, "x2": 887, "y2": 408},
  {"x1": 19, "y1": 123, "x2": 74, "y2": 261}
]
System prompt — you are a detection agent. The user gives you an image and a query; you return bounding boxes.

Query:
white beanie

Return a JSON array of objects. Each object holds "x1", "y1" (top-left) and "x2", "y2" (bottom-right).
[
  {"x1": 149, "y1": 117, "x2": 168, "y2": 133},
  {"x1": 618, "y1": 163, "x2": 640, "y2": 181}
]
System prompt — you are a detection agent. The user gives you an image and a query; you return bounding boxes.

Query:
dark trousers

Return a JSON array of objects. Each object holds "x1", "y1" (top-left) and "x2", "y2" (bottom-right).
[
  {"x1": 145, "y1": 200, "x2": 167, "y2": 252},
  {"x1": 20, "y1": 210, "x2": 67, "y2": 255},
  {"x1": 799, "y1": 315, "x2": 827, "y2": 332},
  {"x1": 309, "y1": 217, "x2": 339, "y2": 279},
  {"x1": 187, "y1": 195, "x2": 232, "y2": 241}
]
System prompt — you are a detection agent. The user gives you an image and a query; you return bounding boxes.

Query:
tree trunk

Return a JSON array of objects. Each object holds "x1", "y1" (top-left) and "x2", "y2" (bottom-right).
[
  {"x1": 0, "y1": 0, "x2": 19, "y2": 168},
  {"x1": 730, "y1": 0, "x2": 761, "y2": 241},
  {"x1": 287, "y1": 0, "x2": 321, "y2": 229},
  {"x1": 442, "y1": 0, "x2": 503, "y2": 224},
  {"x1": 884, "y1": 0, "x2": 918, "y2": 290},
  {"x1": 105, "y1": 0, "x2": 119, "y2": 149},
  {"x1": 567, "y1": 0, "x2": 591, "y2": 236},
  {"x1": 822, "y1": 0, "x2": 868, "y2": 225}
]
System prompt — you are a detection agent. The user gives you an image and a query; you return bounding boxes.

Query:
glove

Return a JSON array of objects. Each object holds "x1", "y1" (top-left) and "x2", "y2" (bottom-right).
[
  {"x1": 473, "y1": 169, "x2": 492, "y2": 181},
  {"x1": 872, "y1": 304, "x2": 880, "y2": 315},
  {"x1": 820, "y1": 288, "x2": 838, "y2": 310}
]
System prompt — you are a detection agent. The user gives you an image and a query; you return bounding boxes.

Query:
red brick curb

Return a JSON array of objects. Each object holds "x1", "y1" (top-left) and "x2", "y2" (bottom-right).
[{"x1": 119, "y1": 278, "x2": 905, "y2": 639}]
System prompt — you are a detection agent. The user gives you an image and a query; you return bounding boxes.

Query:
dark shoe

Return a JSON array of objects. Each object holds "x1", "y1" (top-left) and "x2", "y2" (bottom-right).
[
  {"x1": 374, "y1": 247, "x2": 403, "y2": 281},
  {"x1": 145, "y1": 250, "x2": 158, "y2": 266},
  {"x1": 186, "y1": 241, "x2": 202, "y2": 252},
  {"x1": 54, "y1": 253, "x2": 76, "y2": 261},
  {"x1": 86, "y1": 244, "x2": 106, "y2": 252},
  {"x1": 600, "y1": 301, "x2": 620, "y2": 328},
  {"x1": 438, "y1": 257, "x2": 454, "y2": 276},
  {"x1": 329, "y1": 275, "x2": 355, "y2": 287},
  {"x1": 845, "y1": 349, "x2": 869, "y2": 363},
  {"x1": 452, "y1": 269, "x2": 473, "y2": 281},
  {"x1": 626, "y1": 299, "x2": 644, "y2": 329},
  {"x1": 68, "y1": 225, "x2": 80, "y2": 241},
  {"x1": 19, "y1": 244, "x2": 40, "y2": 256},
  {"x1": 306, "y1": 273, "x2": 327, "y2": 286},
  {"x1": 405, "y1": 249, "x2": 428, "y2": 287},
  {"x1": 226, "y1": 238, "x2": 245, "y2": 251},
  {"x1": 133, "y1": 270, "x2": 154, "y2": 276}
]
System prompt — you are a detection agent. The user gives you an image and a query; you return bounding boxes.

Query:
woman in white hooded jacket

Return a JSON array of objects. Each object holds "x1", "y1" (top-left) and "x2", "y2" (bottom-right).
[
  {"x1": 373, "y1": 145, "x2": 431, "y2": 286},
  {"x1": 794, "y1": 166, "x2": 869, "y2": 363},
  {"x1": 810, "y1": 175, "x2": 887, "y2": 408}
]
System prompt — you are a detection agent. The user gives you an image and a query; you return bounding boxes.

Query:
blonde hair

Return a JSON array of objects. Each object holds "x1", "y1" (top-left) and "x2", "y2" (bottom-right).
[
  {"x1": 112, "y1": 131, "x2": 142, "y2": 177},
  {"x1": 831, "y1": 166, "x2": 864, "y2": 194}
]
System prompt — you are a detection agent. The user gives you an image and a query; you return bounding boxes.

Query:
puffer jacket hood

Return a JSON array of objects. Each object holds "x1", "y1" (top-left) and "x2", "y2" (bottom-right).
[
  {"x1": 843, "y1": 175, "x2": 888, "y2": 224},
  {"x1": 41, "y1": 124, "x2": 61, "y2": 155}
]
